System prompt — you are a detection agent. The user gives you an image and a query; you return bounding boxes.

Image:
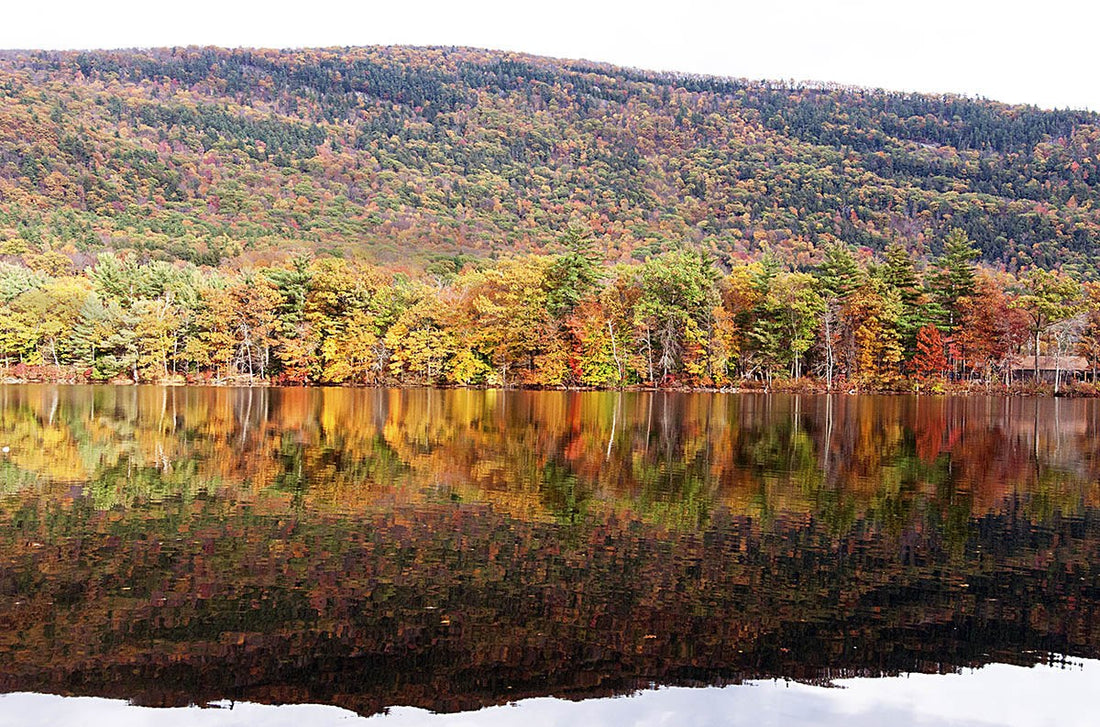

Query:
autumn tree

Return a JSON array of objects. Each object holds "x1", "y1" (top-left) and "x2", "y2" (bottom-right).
[
  {"x1": 1077, "y1": 281, "x2": 1100, "y2": 381},
  {"x1": 1, "y1": 278, "x2": 91, "y2": 367},
  {"x1": 569, "y1": 269, "x2": 644, "y2": 387},
  {"x1": 131, "y1": 297, "x2": 180, "y2": 381},
  {"x1": 305, "y1": 259, "x2": 392, "y2": 384},
  {"x1": 910, "y1": 324, "x2": 947, "y2": 389},
  {"x1": 840, "y1": 280, "x2": 904, "y2": 390},
  {"x1": 385, "y1": 289, "x2": 459, "y2": 384},
  {"x1": 713, "y1": 265, "x2": 763, "y2": 381},
  {"x1": 634, "y1": 249, "x2": 718, "y2": 384},
  {"x1": 953, "y1": 273, "x2": 1028, "y2": 386},
  {"x1": 455, "y1": 256, "x2": 558, "y2": 386},
  {"x1": 814, "y1": 243, "x2": 863, "y2": 389},
  {"x1": 751, "y1": 266, "x2": 823, "y2": 383},
  {"x1": 1011, "y1": 269, "x2": 1083, "y2": 379}
]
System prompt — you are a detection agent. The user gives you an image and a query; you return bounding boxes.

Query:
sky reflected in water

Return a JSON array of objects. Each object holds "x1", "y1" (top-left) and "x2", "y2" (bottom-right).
[{"x1": 1, "y1": 657, "x2": 1095, "y2": 727}]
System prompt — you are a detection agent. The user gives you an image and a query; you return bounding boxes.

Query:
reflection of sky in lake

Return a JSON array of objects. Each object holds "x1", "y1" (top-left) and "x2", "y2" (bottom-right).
[{"x1": 2, "y1": 658, "x2": 1094, "y2": 727}]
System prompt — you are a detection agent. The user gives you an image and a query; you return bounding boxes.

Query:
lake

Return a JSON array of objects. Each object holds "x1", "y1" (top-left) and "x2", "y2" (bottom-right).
[{"x1": 0, "y1": 386, "x2": 1097, "y2": 725}]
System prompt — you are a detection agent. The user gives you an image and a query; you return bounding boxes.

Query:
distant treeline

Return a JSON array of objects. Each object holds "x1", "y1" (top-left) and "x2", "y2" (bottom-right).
[{"x1": 1, "y1": 228, "x2": 1097, "y2": 391}]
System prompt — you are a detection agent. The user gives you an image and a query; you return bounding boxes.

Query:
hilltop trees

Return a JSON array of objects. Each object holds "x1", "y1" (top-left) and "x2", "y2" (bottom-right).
[{"x1": 2, "y1": 46, "x2": 1100, "y2": 274}]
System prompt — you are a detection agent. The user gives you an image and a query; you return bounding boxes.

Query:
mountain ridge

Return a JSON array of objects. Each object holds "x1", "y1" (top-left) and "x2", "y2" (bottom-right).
[{"x1": 0, "y1": 44, "x2": 1098, "y2": 270}]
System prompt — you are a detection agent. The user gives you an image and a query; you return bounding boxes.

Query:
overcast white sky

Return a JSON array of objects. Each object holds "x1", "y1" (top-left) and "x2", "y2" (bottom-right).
[{"x1": 1, "y1": 0, "x2": 1096, "y2": 111}]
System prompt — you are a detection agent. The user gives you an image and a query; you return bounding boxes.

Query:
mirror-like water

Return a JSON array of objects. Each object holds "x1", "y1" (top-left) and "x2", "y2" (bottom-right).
[{"x1": 0, "y1": 386, "x2": 1097, "y2": 723}]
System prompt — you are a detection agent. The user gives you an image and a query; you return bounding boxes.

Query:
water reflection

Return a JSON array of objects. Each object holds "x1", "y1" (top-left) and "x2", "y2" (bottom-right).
[
  {"x1": 2, "y1": 386, "x2": 1097, "y2": 520},
  {"x1": 0, "y1": 386, "x2": 1097, "y2": 717}
]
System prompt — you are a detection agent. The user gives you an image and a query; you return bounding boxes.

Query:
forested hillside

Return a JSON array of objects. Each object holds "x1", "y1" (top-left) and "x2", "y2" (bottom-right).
[
  {"x1": 5, "y1": 46, "x2": 1100, "y2": 390},
  {"x1": 1, "y1": 46, "x2": 1099, "y2": 269}
]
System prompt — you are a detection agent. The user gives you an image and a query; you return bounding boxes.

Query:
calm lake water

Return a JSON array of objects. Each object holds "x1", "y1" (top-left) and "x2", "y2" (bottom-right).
[{"x1": 0, "y1": 385, "x2": 1097, "y2": 725}]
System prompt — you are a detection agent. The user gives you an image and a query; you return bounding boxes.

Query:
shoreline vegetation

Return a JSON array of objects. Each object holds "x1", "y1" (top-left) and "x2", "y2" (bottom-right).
[
  {"x1": 4, "y1": 226, "x2": 1100, "y2": 398},
  {"x1": 3, "y1": 367, "x2": 1098, "y2": 397}
]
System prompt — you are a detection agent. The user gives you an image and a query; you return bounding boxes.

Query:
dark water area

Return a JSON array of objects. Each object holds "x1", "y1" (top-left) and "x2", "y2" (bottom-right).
[{"x1": 0, "y1": 386, "x2": 1097, "y2": 723}]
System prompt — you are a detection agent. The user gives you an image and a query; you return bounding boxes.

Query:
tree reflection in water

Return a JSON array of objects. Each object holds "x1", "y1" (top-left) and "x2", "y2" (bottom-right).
[{"x1": 0, "y1": 386, "x2": 1097, "y2": 717}]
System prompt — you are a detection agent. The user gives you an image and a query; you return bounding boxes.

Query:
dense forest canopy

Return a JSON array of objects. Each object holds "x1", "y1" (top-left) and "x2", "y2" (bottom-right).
[{"x1": 0, "y1": 45, "x2": 1098, "y2": 269}]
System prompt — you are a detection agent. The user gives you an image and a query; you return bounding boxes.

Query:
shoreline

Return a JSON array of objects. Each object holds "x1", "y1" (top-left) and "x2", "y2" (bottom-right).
[{"x1": 2, "y1": 370, "x2": 1095, "y2": 398}]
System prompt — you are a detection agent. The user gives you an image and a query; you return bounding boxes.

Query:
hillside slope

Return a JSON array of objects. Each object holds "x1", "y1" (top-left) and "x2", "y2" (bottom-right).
[{"x1": 0, "y1": 46, "x2": 1098, "y2": 269}]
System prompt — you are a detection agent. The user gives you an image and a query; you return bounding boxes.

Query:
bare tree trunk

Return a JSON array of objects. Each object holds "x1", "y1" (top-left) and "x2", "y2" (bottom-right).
[
  {"x1": 644, "y1": 327, "x2": 654, "y2": 384},
  {"x1": 823, "y1": 300, "x2": 836, "y2": 391},
  {"x1": 1034, "y1": 327, "x2": 1041, "y2": 380},
  {"x1": 608, "y1": 321, "x2": 623, "y2": 387}
]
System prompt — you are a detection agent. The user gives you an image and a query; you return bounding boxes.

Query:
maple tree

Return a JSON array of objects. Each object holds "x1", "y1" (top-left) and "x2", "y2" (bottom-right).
[{"x1": 910, "y1": 324, "x2": 948, "y2": 388}]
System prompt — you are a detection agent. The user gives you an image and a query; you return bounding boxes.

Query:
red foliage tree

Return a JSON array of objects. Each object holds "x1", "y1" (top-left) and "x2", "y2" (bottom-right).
[{"x1": 910, "y1": 324, "x2": 948, "y2": 384}]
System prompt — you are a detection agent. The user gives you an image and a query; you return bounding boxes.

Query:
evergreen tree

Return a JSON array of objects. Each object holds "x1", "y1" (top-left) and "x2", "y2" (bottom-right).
[
  {"x1": 881, "y1": 242, "x2": 925, "y2": 355},
  {"x1": 815, "y1": 243, "x2": 862, "y2": 299},
  {"x1": 546, "y1": 227, "x2": 602, "y2": 320},
  {"x1": 814, "y1": 243, "x2": 863, "y2": 389},
  {"x1": 927, "y1": 229, "x2": 980, "y2": 329}
]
